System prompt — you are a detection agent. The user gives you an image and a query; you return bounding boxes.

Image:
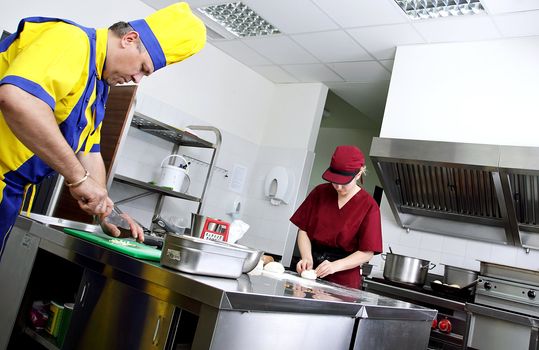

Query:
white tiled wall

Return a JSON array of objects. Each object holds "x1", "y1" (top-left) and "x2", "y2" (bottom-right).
[
  {"x1": 370, "y1": 195, "x2": 539, "y2": 276},
  {"x1": 239, "y1": 146, "x2": 312, "y2": 264}
]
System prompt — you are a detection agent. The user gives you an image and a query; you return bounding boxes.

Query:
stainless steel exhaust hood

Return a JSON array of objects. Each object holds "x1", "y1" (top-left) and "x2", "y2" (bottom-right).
[{"x1": 370, "y1": 137, "x2": 539, "y2": 251}]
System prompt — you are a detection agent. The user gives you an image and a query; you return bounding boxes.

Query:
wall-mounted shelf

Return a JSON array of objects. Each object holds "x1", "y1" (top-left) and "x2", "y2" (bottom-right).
[
  {"x1": 131, "y1": 112, "x2": 214, "y2": 148},
  {"x1": 113, "y1": 174, "x2": 201, "y2": 203}
]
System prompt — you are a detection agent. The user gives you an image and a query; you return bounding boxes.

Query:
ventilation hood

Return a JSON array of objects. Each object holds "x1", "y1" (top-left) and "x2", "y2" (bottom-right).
[{"x1": 370, "y1": 137, "x2": 539, "y2": 251}]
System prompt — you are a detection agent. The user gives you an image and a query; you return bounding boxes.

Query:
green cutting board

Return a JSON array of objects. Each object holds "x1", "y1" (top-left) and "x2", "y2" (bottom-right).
[{"x1": 63, "y1": 228, "x2": 161, "y2": 261}]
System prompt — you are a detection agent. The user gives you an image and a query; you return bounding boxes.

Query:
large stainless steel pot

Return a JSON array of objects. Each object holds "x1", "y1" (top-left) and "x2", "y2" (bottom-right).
[{"x1": 383, "y1": 253, "x2": 436, "y2": 286}]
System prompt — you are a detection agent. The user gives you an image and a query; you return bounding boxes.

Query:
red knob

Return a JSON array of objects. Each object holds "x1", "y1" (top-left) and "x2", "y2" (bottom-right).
[
  {"x1": 431, "y1": 319, "x2": 438, "y2": 330},
  {"x1": 438, "y1": 318, "x2": 452, "y2": 333}
]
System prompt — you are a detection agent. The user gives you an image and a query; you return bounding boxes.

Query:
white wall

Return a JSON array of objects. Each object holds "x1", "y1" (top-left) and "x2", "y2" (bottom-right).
[
  {"x1": 3, "y1": 0, "x2": 328, "y2": 262},
  {"x1": 311, "y1": 127, "x2": 381, "y2": 195},
  {"x1": 372, "y1": 36, "x2": 539, "y2": 276},
  {"x1": 382, "y1": 36, "x2": 539, "y2": 147},
  {"x1": 137, "y1": 44, "x2": 275, "y2": 145}
]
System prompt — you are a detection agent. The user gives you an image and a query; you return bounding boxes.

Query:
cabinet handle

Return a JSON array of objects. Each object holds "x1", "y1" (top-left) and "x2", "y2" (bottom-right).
[
  {"x1": 152, "y1": 316, "x2": 162, "y2": 345},
  {"x1": 80, "y1": 282, "x2": 89, "y2": 304}
]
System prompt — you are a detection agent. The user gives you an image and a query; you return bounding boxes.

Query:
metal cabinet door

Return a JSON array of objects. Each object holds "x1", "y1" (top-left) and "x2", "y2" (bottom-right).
[
  {"x1": 65, "y1": 269, "x2": 175, "y2": 350},
  {"x1": 0, "y1": 225, "x2": 39, "y2": 350},
  {"x1": 467, "y1": 304, "x2": 539, "y2": 350}
]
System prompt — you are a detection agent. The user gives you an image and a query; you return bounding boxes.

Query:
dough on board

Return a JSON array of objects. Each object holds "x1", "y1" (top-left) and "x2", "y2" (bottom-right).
[
  {"x1": 301, "y1": 269, "x2": 317, "y2": 280},
  {"x1": 264, "y1": 261, "x2": 285, "y2": 274}
]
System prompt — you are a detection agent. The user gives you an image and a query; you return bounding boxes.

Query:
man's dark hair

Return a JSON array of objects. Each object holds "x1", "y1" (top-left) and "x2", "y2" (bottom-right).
[
  {"x1": 109, "y1": 21, "x2": 134, "y2": 37},
  {"x1": 108, "y1": 21, "x2": 146, "y2": 52}
]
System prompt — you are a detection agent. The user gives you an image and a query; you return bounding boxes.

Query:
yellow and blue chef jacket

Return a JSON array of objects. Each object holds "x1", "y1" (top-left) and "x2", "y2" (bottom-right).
[{"x1": 0, "y1": 17, "x2": 109, "y2": 259}]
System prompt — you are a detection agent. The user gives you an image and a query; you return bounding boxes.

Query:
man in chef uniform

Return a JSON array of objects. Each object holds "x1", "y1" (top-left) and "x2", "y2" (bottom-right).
[
  {"x1": 291, "y1": 145, "x2": 383, "y2": 289},
  {"x1": 0, "y1": 3, "x2": 206, "y2": 259}
]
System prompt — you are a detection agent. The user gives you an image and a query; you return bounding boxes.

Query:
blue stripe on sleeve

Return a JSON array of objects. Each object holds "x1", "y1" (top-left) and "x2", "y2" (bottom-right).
[{"x1": 0, "y1": 75, "x2": 55, "y2": 110}]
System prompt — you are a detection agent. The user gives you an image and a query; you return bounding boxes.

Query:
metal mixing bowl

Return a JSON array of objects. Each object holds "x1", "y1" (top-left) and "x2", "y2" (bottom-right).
[{"x1": 242, "y1": 249, "x2": 264, "y2": 273}]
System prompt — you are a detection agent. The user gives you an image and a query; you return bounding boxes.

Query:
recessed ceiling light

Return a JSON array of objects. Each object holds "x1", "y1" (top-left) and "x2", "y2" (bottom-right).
[
  {"x1": 395, "y1": 0, "x2": 485, "y2": 20},
  {"x1": 198, "y1": 2, "x2": 281, "y2": 38}
]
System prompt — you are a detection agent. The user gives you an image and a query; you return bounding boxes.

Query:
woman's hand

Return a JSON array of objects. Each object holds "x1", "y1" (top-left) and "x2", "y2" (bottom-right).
[
  {"x1": 315, "y1": 260, "x2": 340, "y2": 278},
  {"x1": 296, "y1": 258, "x2": 313, "y2": 274}
]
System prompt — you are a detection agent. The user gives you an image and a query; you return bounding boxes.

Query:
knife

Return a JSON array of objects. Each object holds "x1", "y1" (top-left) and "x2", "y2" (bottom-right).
[{"x1": 107, "y1": 207, "x2": 164, "y2": 249}]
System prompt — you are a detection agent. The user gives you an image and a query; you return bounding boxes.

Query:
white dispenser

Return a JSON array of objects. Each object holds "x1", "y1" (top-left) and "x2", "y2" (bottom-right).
[{"x1": 264, "y1": 166, "x2": 294, "y2": 206}]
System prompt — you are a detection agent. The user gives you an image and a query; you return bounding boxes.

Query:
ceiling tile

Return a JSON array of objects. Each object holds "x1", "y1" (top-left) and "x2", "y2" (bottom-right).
[
  {"x1": 328, "y1": 61, "x2": 391, "y2": 82},
  {"x1": 493, "y1": 11, "x2": 539, "y2": 37},
  {"x1": 481, "y1": 0, "x2": 539, "y2": 14},
  {"x1": 244, "y1": 0, "x2": 339, "y2": 34},
  {"x1": 413, "y1": 15, "x2": 501, "y2": 43},
  {"x1": 348, "y1": 24, "x2": 425, "y2": 60},
  {"x1": 243, "y1": 35, "x2": 318, "y2": 64},
  {"x1": 313, "y1": 0, "x2": 407, "y2": 28},
  {"x1": 281, "y1": 64, "x2": 344, "y2": 82},
  {"x1": 212, "y1": 40, "x2": 272, "y2": 65},
  {"x1": 291, "y1": 30, "x2": 372, "y2": 62},
  {"x1": 250, "y1": 65, "x2": 299, "y2": 83}
]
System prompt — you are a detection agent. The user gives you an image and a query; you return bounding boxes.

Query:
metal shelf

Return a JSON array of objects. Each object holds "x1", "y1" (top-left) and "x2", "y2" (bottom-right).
[
  {"x1": 117, "y1": 110, "x2": 222, "y2": 218},
  {"x1": 131, "y1": 112, "x2": 214, "y2": 148},
  {"x1": 114, "y1": 174, "x2": 201, "y2": 203},
  {"x1": 23, "y1": 327, "x2": 60, "y2": 350}
]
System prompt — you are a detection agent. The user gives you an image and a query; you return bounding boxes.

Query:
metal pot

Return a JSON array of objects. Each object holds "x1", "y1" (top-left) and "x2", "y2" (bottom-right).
[
  {"x1": 443, "y1": 265, "x2": 478, "y2": 288},
  {"x1": 382, "y1": 253, "x2": 436, "y2": 286}
]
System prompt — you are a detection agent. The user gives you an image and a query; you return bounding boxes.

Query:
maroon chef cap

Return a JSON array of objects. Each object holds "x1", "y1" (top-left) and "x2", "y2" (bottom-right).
[{"x1": 322, "y1": 145, "x2": 365, "y2": 185}]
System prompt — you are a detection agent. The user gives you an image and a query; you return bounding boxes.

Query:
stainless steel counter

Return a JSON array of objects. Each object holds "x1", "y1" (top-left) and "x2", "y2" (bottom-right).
[
  {"x1": 25, "y1": 217, "x2": 434, "y2": 319},
  {"x1": 3, "y1": 217, "x2": 436, "y2": 350}
]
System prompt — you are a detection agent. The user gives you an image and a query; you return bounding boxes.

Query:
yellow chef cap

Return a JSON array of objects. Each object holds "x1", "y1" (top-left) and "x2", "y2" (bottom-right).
[{"x1": 129, "y1": 2, "x2": 206, "y2": 71}]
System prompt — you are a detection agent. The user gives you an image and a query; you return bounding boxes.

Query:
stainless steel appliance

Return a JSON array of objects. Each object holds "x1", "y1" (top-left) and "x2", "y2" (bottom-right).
[
  {"x1": 369, "y1": 137, "x2": 539, "y2": 251},
  {"x1": 466, "y1": 261, "x2": 539, "y2": 350},
  {"x1": 364, "y1": 275, "x2": 471, "y2": 350}
]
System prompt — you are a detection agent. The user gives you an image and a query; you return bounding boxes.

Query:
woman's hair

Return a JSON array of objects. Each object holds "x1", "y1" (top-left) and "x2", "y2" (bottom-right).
[
  {"x1": 360, "y1": 165, "x2": 367, "y2": 176},
  {"x1": 108, "y1": 21, "x2": 146, "y2": 53},
  {"x1": 356, "y1": 165, "x2": 367, "y2": 186}
]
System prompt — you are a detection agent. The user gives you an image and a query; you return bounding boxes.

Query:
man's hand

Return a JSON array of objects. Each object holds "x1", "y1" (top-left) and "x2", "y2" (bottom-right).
[
  {"x1": 68, "y1": 176, "x2": 112, "y2": 216},
  {"x1": 99, "y1": 211, "x2": 144, "y2": 243}
]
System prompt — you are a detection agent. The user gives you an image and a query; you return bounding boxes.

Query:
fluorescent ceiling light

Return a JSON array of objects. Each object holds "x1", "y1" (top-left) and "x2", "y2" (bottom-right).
[
  {"x1": 198, "y1": 2, "x2": 280, "y2": 38},
  {"x1": 395, "y1": 0, "x2": 485, "y2": 20}
]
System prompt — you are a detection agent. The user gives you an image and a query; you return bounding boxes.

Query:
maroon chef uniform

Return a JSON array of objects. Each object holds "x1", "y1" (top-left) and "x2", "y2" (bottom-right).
[{"x1": 290, "y1": 158, "x2": 382, "y2": 289}]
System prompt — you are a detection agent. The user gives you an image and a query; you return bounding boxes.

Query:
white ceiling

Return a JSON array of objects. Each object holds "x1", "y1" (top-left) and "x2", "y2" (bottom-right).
[{"x1": 143, "y1": 0, "x2": 539, "y2": 122}]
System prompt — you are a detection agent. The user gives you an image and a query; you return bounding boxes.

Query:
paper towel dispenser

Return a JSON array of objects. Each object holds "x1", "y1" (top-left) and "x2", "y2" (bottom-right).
[{"x1": 264, "y1": 166, "x2": 294, "y2": 206}]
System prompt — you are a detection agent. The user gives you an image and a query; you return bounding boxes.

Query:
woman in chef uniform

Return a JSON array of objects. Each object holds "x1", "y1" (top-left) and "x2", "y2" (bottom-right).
[{"x1": 290, "y1": 145, "x2": 382, "y2": 289}]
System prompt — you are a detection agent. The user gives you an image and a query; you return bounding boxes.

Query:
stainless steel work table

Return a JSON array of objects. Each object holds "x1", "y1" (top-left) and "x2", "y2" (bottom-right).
[{"x1": 2, "y1": 217, "x2": 436, "y2": 350}]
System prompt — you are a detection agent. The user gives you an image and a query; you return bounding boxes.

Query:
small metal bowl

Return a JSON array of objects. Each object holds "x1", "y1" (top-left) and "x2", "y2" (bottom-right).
[{"x1": 242, "y1": 249, "x2": 264, "y2": 273}]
